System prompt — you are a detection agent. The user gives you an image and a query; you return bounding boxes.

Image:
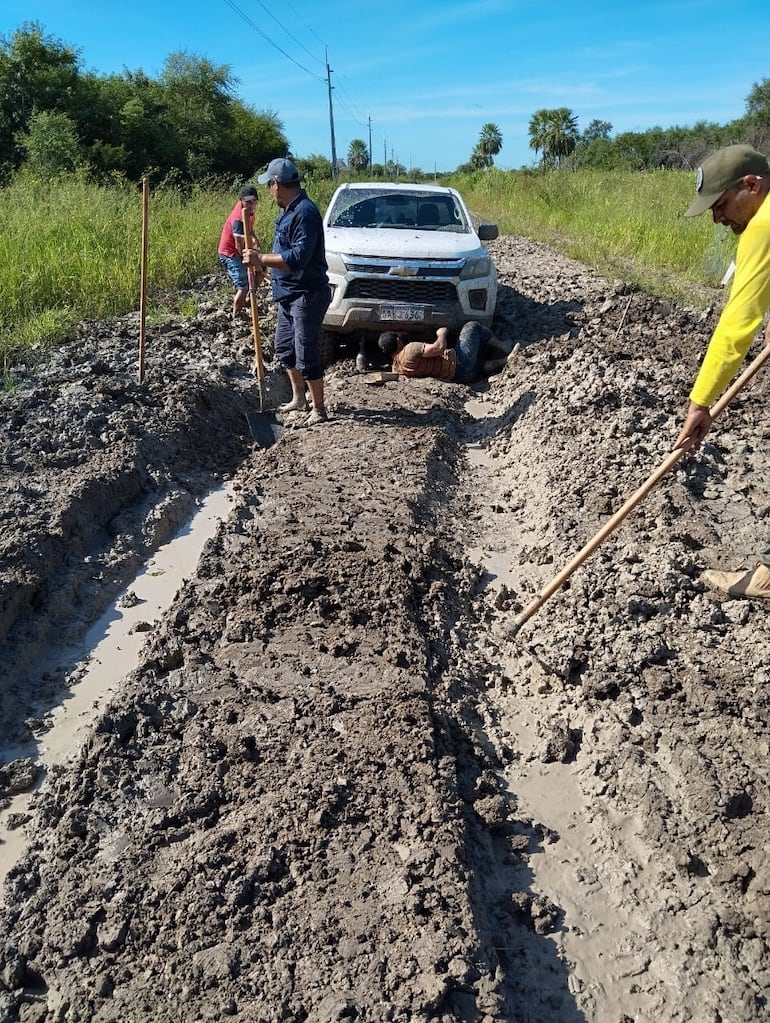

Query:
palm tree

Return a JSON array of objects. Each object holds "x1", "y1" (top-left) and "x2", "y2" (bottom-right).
[
  {"x1": 528, "y1": 109, "x2": 552, "y2": 165},
  {"x1": 347, "y1": 138, "x2": 369, "y2": 173},
  {"x1": 469, "y1": 144, "x2": 487, "y2": 170},
  {"x1": 477, "y1": 123, "x2": 503, "y2": 167},
  {"x1": 528, "y1": 108, "x2": 579, "y2": 169}
]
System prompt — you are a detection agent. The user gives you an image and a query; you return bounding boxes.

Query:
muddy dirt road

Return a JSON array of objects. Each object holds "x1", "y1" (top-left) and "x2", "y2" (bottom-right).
[{"x1": 1, "y1": 235, "x2": 769, "y2": 1023}]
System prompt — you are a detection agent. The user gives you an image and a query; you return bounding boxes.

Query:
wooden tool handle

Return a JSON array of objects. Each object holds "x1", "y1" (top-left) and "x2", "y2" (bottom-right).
[
  {"x1": 509, "y1": 341, "x2": 770, "y2": 635},
  {"x1": 242, "y1": 205, "x2": 265, "y2": 385}
]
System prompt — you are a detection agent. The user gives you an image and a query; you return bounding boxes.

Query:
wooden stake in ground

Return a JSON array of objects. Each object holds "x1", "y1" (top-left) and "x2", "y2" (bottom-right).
[
  {"x1": 138, "y1": 176, "x2": 149, "y2": 385},
  {"x1": 509, "y1": 340, "x2": 770, "y2": 636}
]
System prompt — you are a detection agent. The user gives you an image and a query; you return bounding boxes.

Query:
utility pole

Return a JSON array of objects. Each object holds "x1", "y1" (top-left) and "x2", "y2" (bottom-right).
[
  {"x1": 383, "y1": 135, "x2": 387, "y2": 171},
  {"x1": 326, "y1": 50, "x2": 338, "y2": 178},
  {"x1": 367, "y1": 111, "x2": 373, "y2": 176}
]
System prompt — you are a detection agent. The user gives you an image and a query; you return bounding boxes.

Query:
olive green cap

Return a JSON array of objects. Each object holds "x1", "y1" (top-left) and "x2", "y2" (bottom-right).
[{"x1": 685, "y1": 144, "x2": 770, "y2": 217}]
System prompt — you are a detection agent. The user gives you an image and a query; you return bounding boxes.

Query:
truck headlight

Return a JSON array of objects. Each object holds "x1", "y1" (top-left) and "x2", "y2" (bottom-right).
[
  {"x1": 460, "y1": 253, "x2": 492, "y2": 280},
  {"x1": 325, "y1": 251, "x2": 348, "y2": 275}
]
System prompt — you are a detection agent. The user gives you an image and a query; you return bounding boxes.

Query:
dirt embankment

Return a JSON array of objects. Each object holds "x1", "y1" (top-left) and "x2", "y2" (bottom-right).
[{"x1": 1, "y1": 237, "x2": 769, "y2": 1023}]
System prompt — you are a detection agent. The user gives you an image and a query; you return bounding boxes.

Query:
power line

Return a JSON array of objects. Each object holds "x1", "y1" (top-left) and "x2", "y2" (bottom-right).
[
  {"x1": 221, "y1": 0, "x2": 325, "y2": 83},
  {"x1": 281, "y1": 0, "x2": 328, "y2": 58},
  {"x1": 222, "y1": 0, "x2": 388, "y2": 165},
  {"x1": 242, "y1": 0, "x2": 325, "y2": 69},
  {"x1": 333, "y1": 74, "x2": 369, "y2": 130}
]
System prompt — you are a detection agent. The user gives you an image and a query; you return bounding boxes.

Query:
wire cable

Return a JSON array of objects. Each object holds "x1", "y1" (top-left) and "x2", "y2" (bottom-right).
[{"x1": 221, "y1": 0, "x2": 326, "y2": 82}]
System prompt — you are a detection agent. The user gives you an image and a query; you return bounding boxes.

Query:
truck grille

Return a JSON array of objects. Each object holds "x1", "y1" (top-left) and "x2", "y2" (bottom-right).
[
  {"x1": 345, "y1": 279, "x2": 457, "y2": 303},
  {"x1": 352, "y1": 263, "x2": 459, "y2": 278}
]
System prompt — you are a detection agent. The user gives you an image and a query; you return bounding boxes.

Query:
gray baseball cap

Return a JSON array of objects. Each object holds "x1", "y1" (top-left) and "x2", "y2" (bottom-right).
[
  {"x1": 685, "y1": 144, "x2": 770, "y2": 217},
  {"x1": 257, "y1": 158, "x2": 300, "y2": 185}
]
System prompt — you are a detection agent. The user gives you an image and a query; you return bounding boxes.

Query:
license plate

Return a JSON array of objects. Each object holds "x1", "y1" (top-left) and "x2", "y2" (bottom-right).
[{"x1": 380, "y1": 305, "x2": 425, "y2": 321}]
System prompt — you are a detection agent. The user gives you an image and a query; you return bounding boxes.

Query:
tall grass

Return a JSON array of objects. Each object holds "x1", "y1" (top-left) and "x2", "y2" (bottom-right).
[
  {"x1": 449, "y1": 167, "x2": 737, "y2": 303},
  {"x1": 0, "y1": 166, "x2": 736, "y2": 373},
  {"x1": 0, "y1": 170, "x2": 292, "y2": 371}
]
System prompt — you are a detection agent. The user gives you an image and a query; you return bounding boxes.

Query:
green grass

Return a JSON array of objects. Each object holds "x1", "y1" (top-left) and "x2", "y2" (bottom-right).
[
  {"x1": 0, "y1": 166, "x2": 737, "y2": 375},
  {"x1": 448, "y1": 167, "x2": 737, "y2": 304},
  {"x1": 0, "y1": 170, "x2": 299, "y2": 373}
]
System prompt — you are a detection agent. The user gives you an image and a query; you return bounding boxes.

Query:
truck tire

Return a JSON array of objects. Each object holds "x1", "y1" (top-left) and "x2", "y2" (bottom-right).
[{"x1": 320, "y1": 330, "x2": 339, "y2": 368}]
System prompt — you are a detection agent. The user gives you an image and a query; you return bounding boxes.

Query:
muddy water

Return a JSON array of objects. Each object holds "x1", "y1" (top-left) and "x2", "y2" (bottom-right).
[
  {"x1": 0, "y1": 486, "x2": 233, "y2": 885},
  {"x1": 463, "y1": 396, "x2": 633, "y2": 1015}
]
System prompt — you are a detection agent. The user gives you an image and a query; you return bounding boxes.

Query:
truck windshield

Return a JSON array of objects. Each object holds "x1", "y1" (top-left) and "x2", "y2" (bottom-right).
[{"x1": 327, "y1": 190, "x2": 468, "y2": 232}]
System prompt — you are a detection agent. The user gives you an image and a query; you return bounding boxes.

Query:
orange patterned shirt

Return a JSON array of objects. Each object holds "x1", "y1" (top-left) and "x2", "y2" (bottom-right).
[{"x1": 393, "y1": 342, "x2": 456, "y2": 380}]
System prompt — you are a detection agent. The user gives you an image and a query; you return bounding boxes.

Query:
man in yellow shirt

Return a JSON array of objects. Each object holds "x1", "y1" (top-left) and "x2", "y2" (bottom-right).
[{"x1": 675, "y1": 144, "x2": 770, "y2": 598}]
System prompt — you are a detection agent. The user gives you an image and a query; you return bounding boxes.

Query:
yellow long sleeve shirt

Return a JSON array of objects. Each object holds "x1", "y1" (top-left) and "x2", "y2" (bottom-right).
[{"x1": 690, "y1": 194, "x2": 770, "y2": 408}]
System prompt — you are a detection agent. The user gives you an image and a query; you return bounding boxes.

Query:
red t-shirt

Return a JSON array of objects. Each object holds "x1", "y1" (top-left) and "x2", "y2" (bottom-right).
[{"x1": 218, "y1": 202, "x2": 246, "y2": 258}]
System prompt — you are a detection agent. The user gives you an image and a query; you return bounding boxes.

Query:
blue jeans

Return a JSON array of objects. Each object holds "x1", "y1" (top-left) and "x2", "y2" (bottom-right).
[
  {"x1": 219, "y1": 253, "x2": 248, "y2": 291},
  {"x1": 274, "y1": 285, "x2": 332, "y2": 380},
  {"x1": 454, "y1": 321, "x2": 492, "y2": 383}
]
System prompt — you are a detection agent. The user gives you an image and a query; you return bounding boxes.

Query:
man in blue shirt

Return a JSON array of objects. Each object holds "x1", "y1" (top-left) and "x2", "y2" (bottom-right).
[{"x1": 246, "y1": 158, "x2": 331, "y2": 425}]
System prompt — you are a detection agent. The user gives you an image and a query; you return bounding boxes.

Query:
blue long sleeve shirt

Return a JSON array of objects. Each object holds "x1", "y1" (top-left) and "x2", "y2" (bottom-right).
[{"x1": 269, "y1": 190, "x2": 329, "y2": 302}]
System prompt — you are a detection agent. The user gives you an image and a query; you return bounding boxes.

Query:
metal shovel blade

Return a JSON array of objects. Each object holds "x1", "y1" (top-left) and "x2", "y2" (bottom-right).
[{"x1": 245, "y1": 411, "x2": 283, "y2": 447}]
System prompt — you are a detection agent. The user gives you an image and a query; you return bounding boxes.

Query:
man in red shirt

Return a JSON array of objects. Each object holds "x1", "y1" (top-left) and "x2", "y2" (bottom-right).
[{"x1": 218, "y1": 184, "x2": 260, "y2": 322}]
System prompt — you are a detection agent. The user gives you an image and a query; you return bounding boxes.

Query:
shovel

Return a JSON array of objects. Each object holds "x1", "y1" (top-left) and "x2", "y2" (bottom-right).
[
  {"x1": 242, "y1": 206, "x2": 282, "y2": 447},
  {"x1": 509, "y1": 340, "x2": 770, "y2": 636}
]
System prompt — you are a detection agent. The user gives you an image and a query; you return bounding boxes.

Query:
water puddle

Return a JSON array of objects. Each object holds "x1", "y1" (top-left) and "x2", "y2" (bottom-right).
[
  {"x1": 462, "y1": 395, "x2": 649, "y2": 1014},
  {"x1": 494, "y1": 686, "x2": 651, "y2": 1017},
  {"x1": 0, "y1": 485, "x2": 233, "y2": 886},
  {"x1": 464, "y1": 396, "x2": 520, "y2": 595}
]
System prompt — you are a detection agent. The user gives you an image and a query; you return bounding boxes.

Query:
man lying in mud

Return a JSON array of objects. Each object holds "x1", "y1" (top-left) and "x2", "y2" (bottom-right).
[{"x1": 377, "y1": 321, "x2": 508, "y2": 383}]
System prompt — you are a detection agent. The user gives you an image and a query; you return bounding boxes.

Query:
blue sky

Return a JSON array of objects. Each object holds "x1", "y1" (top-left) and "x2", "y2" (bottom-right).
[{"x1": 2, "y1": 0, "x2": 768, "y2": 173}]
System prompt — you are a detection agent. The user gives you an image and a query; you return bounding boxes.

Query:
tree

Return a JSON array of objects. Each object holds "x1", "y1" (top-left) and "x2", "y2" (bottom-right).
[
  {"x1": 476, "y1": 123, "x2": 503, "y2": 167},
  {"x1": 469, "y1": 145, "x2": 488, "y2": 170},
  {"x1": 160, "y1": 51, "x2": 235, "y2": 179},
  {"x1": 77, "y1": 69, "x2": 181, "y2": 180},
  {"x1": 347, "y1": 139, "x2": 369, "y2": 173},
  {"x1": 0, "y1": 21, "x2": 81, "y2": 171},
  {"x1": 528, "y1": 107, "x2": 579, "y2": 169},
  {"x1": 742, "y1": 78, "x2": 770, "y2": 152},
  {"x1": 581, "y1": 119, "x2": 612, "y2": 146},
  {"x1": 227, "y1": 101, "x2": 287, "y2": 182},
  {"x1": 17, "y1": 109, "x2": 81, "y2": 177},
  {"x1": 527, "y1": 109, "x2": 551, "y2": 165},
  {"x1": 295, "y1": 154, "x2": 333, "y2": 181},
  {"x1": 745, "y1": 78, "x2": 770, "y2": 124},
  {"x1": 546, "y1": 107, "x2": 579, "y2": 168}
]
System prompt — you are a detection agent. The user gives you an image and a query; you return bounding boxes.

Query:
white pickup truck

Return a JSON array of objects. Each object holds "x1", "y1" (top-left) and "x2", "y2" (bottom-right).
[{"x1": 320, "y1": 181, "x2": 499, "y2": 367}]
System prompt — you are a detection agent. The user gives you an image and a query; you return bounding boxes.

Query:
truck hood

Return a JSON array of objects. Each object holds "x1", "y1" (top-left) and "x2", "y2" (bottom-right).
[{"x1": 324, "y1": 226, "x2": 485, "y2": 261}]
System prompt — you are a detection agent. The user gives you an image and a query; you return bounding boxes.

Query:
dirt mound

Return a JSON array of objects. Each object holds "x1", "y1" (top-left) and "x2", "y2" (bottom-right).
[{"x1": 1, "y1": 242, "x2": 768, "y2": 1022}]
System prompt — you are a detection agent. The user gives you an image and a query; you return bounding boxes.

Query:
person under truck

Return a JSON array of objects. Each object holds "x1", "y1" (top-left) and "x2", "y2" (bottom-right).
[
  {"x1": 378, "y1": 321, "x2": 508, "y2": 383},
  {"x1": 674, "y1": 143, "x2": 770, "y2": 599}
]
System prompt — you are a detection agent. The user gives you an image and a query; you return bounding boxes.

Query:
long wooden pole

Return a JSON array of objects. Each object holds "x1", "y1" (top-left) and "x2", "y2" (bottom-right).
[
  {"x1": 138, "y1": 176, "x2": 149, "y2": 384},
  {"x1": 509, "y1": 341, "x2": 770, "y2": 636},
  {"x1": 243, "y1": 205, "x2": 266, "y2": 405}
]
